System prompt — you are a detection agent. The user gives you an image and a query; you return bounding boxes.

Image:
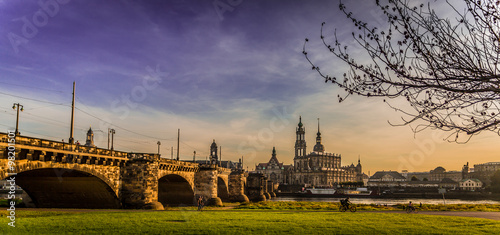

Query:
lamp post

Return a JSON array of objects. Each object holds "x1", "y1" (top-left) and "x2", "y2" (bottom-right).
[
  {"x1": 107, "y1": 128, "x2": 111, "y2": 150},
  {"x1": 12, "y1": 103, "x2": 23, "y2": 136},
  {"x1": 157, "y1": 141, "x2": 161, "y2": 155},
  {"x1": 110, "y1": 129, "x2": 115, "y2": 151}
]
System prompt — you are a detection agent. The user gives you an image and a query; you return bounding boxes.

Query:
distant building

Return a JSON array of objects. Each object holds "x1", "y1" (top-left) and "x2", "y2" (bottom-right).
[
  {"x1": 405, "y1": 166, "x2": 462, "y2": 182},
  {"x1": 470, "y1": 162, "x2": 500, "y2": 186},
  {"x1": 292, "y1": 117, "x2": 362, "y2": 187},
  {"x1": 255, "y1": 147, "x2": 292, "y2": 184},
  {"x1": 368, "y1": 171, "x2": 458, "y2": 189},
  {"x1": 459, "y1": 178, "x2": 483, "y2": 191},
  {"x1": 219, "y1": 160, "x2": 242, "y2": 170},
  {"x1": 367, "y1": 171, "x2": 406, "y2": 187},
  {"x1": 84, "y1": 127, "x2": 95, "y2": 147},
  {"x1": 210, "y1": 140, "x2": 218, "y2": 165}
]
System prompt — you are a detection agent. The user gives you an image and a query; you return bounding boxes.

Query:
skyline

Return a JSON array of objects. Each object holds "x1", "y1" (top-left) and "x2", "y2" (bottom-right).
[{"x1": 1, "y1": 0, "x2": 498, "y2": 175}]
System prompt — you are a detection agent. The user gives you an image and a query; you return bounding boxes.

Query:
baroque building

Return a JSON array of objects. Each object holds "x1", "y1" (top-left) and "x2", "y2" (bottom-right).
[
  {"x1": 255, "y1": 147, "x2": 293, "y2": 184},
  {"x1": 292, "y1": 117, "x2": 362, "y2": 187}
]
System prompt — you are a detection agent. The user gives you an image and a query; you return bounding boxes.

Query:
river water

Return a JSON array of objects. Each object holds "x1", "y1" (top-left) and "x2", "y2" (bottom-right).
[{"x1": 271, "y1": 196, "x2": 500, "y2": 205}]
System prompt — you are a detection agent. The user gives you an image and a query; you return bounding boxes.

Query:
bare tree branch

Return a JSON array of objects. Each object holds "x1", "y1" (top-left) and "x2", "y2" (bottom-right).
[{"x1": 304, "y1": 0, "x2": 500, "y2": 142}]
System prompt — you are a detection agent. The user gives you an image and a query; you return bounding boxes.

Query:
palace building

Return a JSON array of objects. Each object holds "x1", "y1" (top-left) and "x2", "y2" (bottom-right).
[
  {"x1": 255, "y1": 147, "x2": 293, "y2": 184},
  {"x1": 292, "y1": 117, "x2": 362, "y2": 186}
]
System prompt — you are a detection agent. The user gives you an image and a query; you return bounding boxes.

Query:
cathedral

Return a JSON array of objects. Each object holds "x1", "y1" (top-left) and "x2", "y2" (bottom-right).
[
  {"x1": 256, "y1": 117, "x2": 364, "y2": 187},
  {"x1": 292, "y1": 117, "x2": 362, "y2": 187}
]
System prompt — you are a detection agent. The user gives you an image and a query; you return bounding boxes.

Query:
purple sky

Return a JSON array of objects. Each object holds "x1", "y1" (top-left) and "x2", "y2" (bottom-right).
[{"x1": 1, "y1": 0, "x2": 498, "y2": 174}]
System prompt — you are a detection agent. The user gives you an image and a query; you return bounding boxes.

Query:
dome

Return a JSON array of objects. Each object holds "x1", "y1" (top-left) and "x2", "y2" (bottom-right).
[{"x1": 433, "y1": 166, "x2": 446, "y2": 173}]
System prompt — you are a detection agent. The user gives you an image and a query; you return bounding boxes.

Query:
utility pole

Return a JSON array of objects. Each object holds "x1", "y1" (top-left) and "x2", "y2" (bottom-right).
[
  {"x1": 69, "y1": 81, "x2": 75, "y2": 144},
  {"x1": 171, "y1": 146, "x2": 173, "y2": 160},
  {"x1": 176, "y1": 129, "x2": 180, "y2": 161},
  {"x1": 157, "y1": 141, "x2": 161, "y2": 155},
  {"x1": 12, "y1": 103, "x2": 23, "y2": 136},
  {"x1": 110, "y1": 129, "x2": 115, "y2": 151}
]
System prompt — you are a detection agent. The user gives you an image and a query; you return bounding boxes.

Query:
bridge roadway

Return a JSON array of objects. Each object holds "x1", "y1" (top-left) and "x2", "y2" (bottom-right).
[{"x1": 0, "y1": 132, "x2": 253, "y2": 209}]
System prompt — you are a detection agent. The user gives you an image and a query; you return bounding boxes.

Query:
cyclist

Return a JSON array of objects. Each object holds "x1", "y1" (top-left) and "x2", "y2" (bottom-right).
[
  {"x1": 341, "y1": 197, "x2": 351, "y2": 209},
  {"x1": 408, "y1": 201, "x2": 415, "y2": 212},
  {"x1": 345, "y1": 197, "x2": 351, "y2": 206}
]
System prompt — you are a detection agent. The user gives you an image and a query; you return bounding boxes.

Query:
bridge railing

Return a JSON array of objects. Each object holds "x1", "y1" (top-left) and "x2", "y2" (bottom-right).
[{"x1": 0, "y1": 132, "x2": 128, "y2": 158}]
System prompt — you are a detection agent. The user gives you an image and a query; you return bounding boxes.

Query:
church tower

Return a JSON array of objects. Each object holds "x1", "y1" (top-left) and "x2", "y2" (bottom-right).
[
  {"x1": 313, "y1": 118, "x2": 325, "y2": 152},
  {"x1": 269, "y1": 146, "x2": 279, "y2": 165},
  {"x1": 294, "y1": 116, "x2": 307, "y2": 159},
  {"x1": 356, "y1": 156, "x2": 362, "y2": 174},
  {"x1": 85, "y1": 126, "x2": 95, "y2": 147},
  {"x1": 210, "y1": 140, "x2": 218, "y2": 165}
]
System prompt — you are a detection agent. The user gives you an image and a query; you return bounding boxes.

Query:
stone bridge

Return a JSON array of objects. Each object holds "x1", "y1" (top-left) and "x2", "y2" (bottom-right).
[{"x1": 0, "y1": 132, "x2": 260, "y2": 209}]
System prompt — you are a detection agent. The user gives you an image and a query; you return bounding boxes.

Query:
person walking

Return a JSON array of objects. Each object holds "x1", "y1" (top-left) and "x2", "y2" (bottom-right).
[{"x1": 197, "y1": 196, "x2": 204, "y2": 211}]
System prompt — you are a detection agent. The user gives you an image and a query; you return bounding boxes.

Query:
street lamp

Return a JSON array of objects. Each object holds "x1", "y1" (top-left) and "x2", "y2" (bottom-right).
[
  {"x1": 110, "y1": 129, "x2": 115, "y2": 151},
  {"x1": 107, "y1": 128, "x2": 111, "y2": 150},
  {"x1": 157, "y1": 141, "x2": 161, "y2": 154},
  {"x1": 12, "y1": 103, "x2": 23, "y2": 136}
]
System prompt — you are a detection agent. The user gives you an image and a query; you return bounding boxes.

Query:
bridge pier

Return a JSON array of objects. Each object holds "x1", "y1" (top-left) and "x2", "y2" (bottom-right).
[
  {"x1": 246, "y1": 173, "x2": 266, "y2": 202},
  {"x1": 267, "y1": 180, "x2": 276, "y2": 197},
  {"x1": 228, "y1": 170, "x2": 249, "y2": 202},
  {"x1": 119, "y1": 156, "x2": 164, "y2": 210},
  {"x1": 195, "y1": 165, "x2": 223, "y2": 206},
  {"x1": 263, "y1": 178, "x2": 271, "y2": 199}
]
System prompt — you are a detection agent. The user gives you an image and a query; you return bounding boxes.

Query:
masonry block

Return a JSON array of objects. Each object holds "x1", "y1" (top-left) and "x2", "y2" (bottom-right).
[
  {"x1": 195, "y1": 165, "x2": 223, "y2": 206},
  {"x1": 246, "y1": 173, "x2": 266, "y2": 202},
  {"x1": 229, "y1": 169, "x2": 249, "y2": 202}
]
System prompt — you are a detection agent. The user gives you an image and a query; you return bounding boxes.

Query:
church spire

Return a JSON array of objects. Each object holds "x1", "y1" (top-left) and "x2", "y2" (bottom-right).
[
  {"x1": 313, "y1": 118, "x2": 325, "y2": 152},
  {"x1": 317, "y1": 118, "x2": 320, "y2": 134},
  {"x1": 269, "y1": 146, "x2": 279, "y2": 164}
]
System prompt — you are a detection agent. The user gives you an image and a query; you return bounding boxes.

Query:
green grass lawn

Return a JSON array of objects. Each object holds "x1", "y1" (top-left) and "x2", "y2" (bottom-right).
[{"x1": 1, "y1": 210, "x2": 500, "y2": 234}]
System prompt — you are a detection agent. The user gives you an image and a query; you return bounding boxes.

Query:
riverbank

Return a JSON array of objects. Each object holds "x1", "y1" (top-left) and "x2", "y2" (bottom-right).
[{"x1": 277, "y1": 192, "x2": 500, "y2": 201}]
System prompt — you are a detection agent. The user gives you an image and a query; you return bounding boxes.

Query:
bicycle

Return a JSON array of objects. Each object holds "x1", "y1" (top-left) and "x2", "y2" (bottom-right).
[
  {"x1": 339, "y1": 203, "x2": 356, "y2": 212},
  {"x1": 405, "y1": 206, "x2": 418, "y2": 213}
]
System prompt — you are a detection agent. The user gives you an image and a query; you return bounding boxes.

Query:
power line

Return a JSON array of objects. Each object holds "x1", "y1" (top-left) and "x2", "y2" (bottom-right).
[
  {"x1": 0, "y1": 123, "x2": 62, "y2": 141},
  {"x1": 0, "y1": 81, "x2": 65, "y2": 93},
  {"x1": 0, "y1": 91, "x2": 69, "y2": 106},
  {"x1": 74, "y1": 107, "x2": 173, "y2": 141}
]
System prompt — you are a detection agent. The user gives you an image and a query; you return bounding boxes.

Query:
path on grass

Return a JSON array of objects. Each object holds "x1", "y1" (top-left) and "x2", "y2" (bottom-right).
[
  {"x1": 359, "y1": 211, "x2": 500, "y2": 221},
  {"x1": 16, "y1": 208, "x2": 500, "y2": 221}
]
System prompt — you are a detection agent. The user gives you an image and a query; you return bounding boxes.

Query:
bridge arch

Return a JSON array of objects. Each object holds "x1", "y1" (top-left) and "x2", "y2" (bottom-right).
[
  {"x1": 217, "y1": 176, "x2": 229, "y2": 202},
  {"x1": 158, "y1": 174, "x2": 195, "y2": 206},
  {"x1": 1, "y1": 162, "x2": 121, "y2": 208}
]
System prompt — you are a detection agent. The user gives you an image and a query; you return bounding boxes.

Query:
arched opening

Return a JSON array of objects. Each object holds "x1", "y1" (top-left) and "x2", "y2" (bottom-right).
[
  {"x1": 217, "y1": 177, "x2": 229, "y2": 202},
  {"x1": 6, "y1": 168, "x2": 120, "y2": 208},
  {"x1": 158, "y1": 174, "x2": 194, "y2": 206}
]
